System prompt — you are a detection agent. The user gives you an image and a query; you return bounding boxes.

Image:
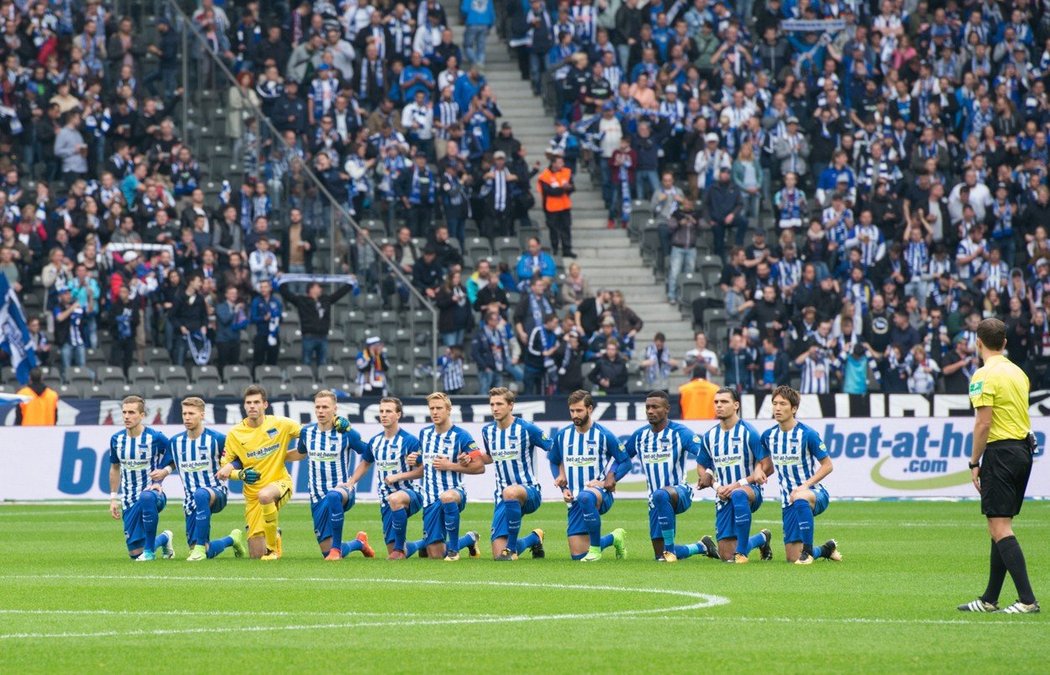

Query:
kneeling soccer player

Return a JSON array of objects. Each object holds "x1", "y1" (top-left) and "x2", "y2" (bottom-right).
[
  {"x1": 549, "y1": 390, "x2": 629, "y2": 562},
  {"x1": 761, "y1": 386, "x2": 842, "y2": 565},
  {"x1": 480, "y1": 387, "x2": 550, "y2": 560},
  {"x1": 108, "y1": 395, "x2": 174, "y2": 561},
  {"x1": 153, "y1": 396, "x2": 245, "y2": 561},
  {"x1": 360, "y1": 397, "x2": 425, "y2": 559},
  {"x1": 625, "y1": 390, "x2": 709, "y2": 563},
  {"x1": 216, "y1": 385, "x2": 302, "y2": 560},
  {"x1": 288, "y1": 390, "x2": 375, "y2": 560},
  {"x1": 696, "y1": 388, "x2": 773, "y2": 563},
  {"x1": 406, "y1": 392, "x2": 484, "y2": 561}
]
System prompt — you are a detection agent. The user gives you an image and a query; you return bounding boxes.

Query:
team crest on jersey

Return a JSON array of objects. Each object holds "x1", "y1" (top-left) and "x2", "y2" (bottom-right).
[
  {"x1": 267, "y1": 428, "x2": 278, "y2": 438},
  {"x1": 730, "y1": 438, "x2": 743, "y2": 454},
  {"x1": 789, "y1": 439, "x2": 801, "y2": 454},
  {"x1": 692, "y1": 435, "x2": 700, "y2": 443},
  {"x1": 586, "y1": 440, "x2": 598, "y2": 453}
]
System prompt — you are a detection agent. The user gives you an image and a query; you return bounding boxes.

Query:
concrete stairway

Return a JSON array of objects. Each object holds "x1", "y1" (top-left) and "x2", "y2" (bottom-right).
[{"x1": 445, "y1": 8, "x2": 697, "y2": 390}]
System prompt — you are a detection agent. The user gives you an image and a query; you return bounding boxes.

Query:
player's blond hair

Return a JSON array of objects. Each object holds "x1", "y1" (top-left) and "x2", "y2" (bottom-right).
[
  {"x1": 121, "y1": 395, "x2": 146, "y2": 413},
  {"x1": 313, "y1": 389, "x2": 338, "y2": 405},
  {"x1": 488, "y1": 387, "x2": 515, "y2": 405},
  {"x1": 426, "y1": 392, "x2": 452, "y2": 410},
  {"x1": 181, "y1": 396, "x2": 205, "y2": 411}
]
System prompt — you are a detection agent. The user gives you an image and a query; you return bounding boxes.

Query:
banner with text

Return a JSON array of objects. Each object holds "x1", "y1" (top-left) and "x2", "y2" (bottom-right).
[{"x1": 1, "y1": 418, "x2": 1046, "y2": 503}]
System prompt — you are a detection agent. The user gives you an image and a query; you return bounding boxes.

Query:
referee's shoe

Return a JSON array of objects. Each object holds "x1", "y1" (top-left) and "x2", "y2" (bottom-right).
[{"x1": 997, "y1": 600, "x2": 1041, "y2": 614}]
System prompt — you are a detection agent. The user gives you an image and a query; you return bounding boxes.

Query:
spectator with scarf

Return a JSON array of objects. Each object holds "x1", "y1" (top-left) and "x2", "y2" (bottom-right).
[
  {"x1": 513, "y1": 277, "x2": 555, "y2": 345},
  {"x1": 356, "y1": 336, "x2": 389, "y2": 397},
  {"x1": 249, "y1": 279, "x2": 282, "y2": 374}
]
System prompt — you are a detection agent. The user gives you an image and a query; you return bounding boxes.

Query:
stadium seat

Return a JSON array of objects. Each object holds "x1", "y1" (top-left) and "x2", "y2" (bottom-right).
[
  {"x1": 466, "y1": 237, "x2": 492, "y2": 262},
  {"x1": 317, "y1": 364, "x2": 346, "y2": 386},
  {"x1": 97, "y1": 366, "x2": 126, "y2": 385},
  {"x1": 128, "y1": 366, "x2": 158, "y2": 386},
  {"x1": 293, "y1": 380, "x2": 320, "y2": 399},
  {"x1": 254, "y1": 365, "x2": 283, "y2": 382},
  {"x1": 158, "y1": 366, "x2": 190, "y2": 388},
  {"x1": 194, "y1": 365, "x2": 221, "y2": 386},
  {"x1": 68, "y1": 367, "x2": 95, "y2": 387},
  {"x1": 84, "y1": 384, "x2": 107, "y2": 399},
  {"x1": 56, "y1": 383, "x2": 81, "y2": 398},
  {"x1": 495, "y1": 237, "x2": 519, "y2": 264}
]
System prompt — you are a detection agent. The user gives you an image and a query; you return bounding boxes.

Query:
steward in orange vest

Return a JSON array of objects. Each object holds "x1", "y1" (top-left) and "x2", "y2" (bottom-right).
[
  {"x1": 537, "y1": 152, "x2": 576, "y2": 258},
  {"x1": 16, "y1": 368, "x2": 58, "y2": 425}
]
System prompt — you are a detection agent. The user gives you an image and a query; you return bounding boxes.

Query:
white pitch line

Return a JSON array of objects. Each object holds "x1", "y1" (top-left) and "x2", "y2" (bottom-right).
[
  {"x1": 617, "y1": 615, "x2": 1046, "y2": 627},
  {"x1": 0, "y1": 609, "x2": 427, "y2": 618},
  {"x1": 0, "y1": 575, "x2": 728, "y2": 641}
]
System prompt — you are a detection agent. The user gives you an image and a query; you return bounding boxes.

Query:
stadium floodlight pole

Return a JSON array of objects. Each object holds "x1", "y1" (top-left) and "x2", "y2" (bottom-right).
[{"x1": 164, "y1": 0, "x2": 440, "y2": 392}]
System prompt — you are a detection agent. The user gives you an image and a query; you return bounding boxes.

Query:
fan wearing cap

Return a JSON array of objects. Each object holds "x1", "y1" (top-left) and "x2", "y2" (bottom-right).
[
  {"x1": 773, "y1": 116, "x2": 810, "y2": 178},
  {"x1": 483, "y1": 150, "x2": 518, "y2": 238},
  {"x1": 356, "y1": 336, "x2": 389, "y2": 397},
  {"x1": 693, "y1": 131, "x2": 731, "y2": 193},
  {"x1": 538, "y1": 150, "x2": 576, "y2": 258}
]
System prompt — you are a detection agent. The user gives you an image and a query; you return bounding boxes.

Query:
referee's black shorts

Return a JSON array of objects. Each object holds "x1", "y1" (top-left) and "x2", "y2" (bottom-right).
[{"x1": 980, "y1": 439, "x2": 1034, "y2": 518}]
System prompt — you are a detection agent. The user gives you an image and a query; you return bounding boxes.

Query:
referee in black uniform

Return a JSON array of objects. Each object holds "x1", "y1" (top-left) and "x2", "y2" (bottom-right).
[{"x1": 958, "y1": 318, "x2": 1040, "y2": 614}]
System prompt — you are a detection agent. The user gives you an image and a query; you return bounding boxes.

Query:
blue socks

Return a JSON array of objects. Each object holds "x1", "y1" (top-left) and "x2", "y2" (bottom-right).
[
  {"x1": 391, "y1": 508, "x2": 408, "y2": 552},
  {"x1": 442, "y1": 501, "x2": 461, "y2": 553},
  {"x1": 600, "y1": 533, "x2": 614, "y2": 550},
  {"x1": 571, "y1": 551, "x2": 588, "y2": 560},
  {"x1": 326, "y1": 491, "x2": 346, "y2": 551},
  {"x1": 579, "y1": 490, "x2": 602, "y2": 547},
  {"x1": 340, "y1": 539, "x2": 364, "y2": 557},
  {"x1": 207, "y1": 536, "x2": 233, "y2": 558},
  {"x1": 140, "y1": 491, "x2": 159, "y2": 551},
  {"x1": 652, "y1": 489, "x2": 676, "y2": 549},
  {"x1": 193, "y1": 488, "x2": 211, "y2": 544},
  {"x1": 504, "y1": 499, "x2": 523, "y2": 552},
  {"x1": 731, "y1": 490, "x2": 753, "y2": 555},
  {"x1": 515, "y1": 531, "x2": 539, "y2": 555},
  {"x1": 153, "y1": 529, "x2": 170, "y2": 553},
  {"x1": 795, "y1": 500, "x2": 815, "y2": 553},
  {"x1": 673, "y1": 543, "x2": 702, "y2": 559},
  {"x1": 456, "y1": 533, "x2": 475, "y2": 551},
  {"x1": 405, "y1": 538, "x2": 424, "y2": 558}
]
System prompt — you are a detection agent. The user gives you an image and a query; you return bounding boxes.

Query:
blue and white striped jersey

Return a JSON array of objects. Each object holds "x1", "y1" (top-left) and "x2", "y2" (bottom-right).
[
  {"x1": 164, "y1": 428, "x2": 227, "y2": 515},
  {"x1": 480, "y1": 417, "x2": 553, "y2": 499},
  {"x1": 368, "y1": 429, "x2": 421, "y2": 508},
  {"x1": 108, "y1": 427, "x2": 171, "y2": 510},
  {"x1": 624, "y1": 421, "x2": 702, "y2": 495},
  {"x1": 550, "y1": 423, "x2": 629, "y2": 496},
  {"x1": 298, "y1": 423, "x2": 372, "y2": 505},
  {"x1": 697, "y1": 419, "x2": 767, "y2": 507},
  {"x1": 418, "y1": 425, "x2": 478, "y2": 507},
  {"x1": 760, "y1": 421, "x2": 829, "y2": 508}
]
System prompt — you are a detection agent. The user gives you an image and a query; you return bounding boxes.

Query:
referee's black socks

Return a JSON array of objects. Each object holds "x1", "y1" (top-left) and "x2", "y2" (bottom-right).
[
  {"x1": 981, "y1": 539, "x2": 1007, "y2": 605},
  {"x1": 996, "y1": 536, "x2": 1037, "y2": 605}
]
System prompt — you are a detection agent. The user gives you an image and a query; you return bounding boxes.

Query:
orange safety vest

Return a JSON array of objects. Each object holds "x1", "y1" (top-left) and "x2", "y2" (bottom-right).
[
  {"x1": 537, "y1": 167, "x2": 573, "y2": 212},
  {"x1": 678, "y1": 378, "x2": 718, "y2": 420},
  {"x1": 17, "y1": 386, "x2": 59, "y2": 425}
]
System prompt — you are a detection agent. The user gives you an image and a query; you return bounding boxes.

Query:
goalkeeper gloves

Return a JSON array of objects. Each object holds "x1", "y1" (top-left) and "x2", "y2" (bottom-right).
[
  {"x1": 233, "y1": 468, "x2": 262, "y2": 484},
  {"x1": 333, "y1": 416, "x2": 351, "y2": 433}
]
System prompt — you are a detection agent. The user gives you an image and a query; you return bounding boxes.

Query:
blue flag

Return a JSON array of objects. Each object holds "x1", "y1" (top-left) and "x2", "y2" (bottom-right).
[{"x1": 0, "y1": 274, "x2": 38, "y2": 385}]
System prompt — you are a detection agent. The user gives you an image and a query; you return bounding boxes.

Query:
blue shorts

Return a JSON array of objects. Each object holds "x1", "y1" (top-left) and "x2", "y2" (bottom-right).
[
  {"x1": 782, "y1": 484, "x2": 830, "y2": 544},
  {"x1": 380, "y1": 487, "x2": 424, "y2": 544},
  {"x1": 491, "y1": 485, "x2": 543, "y2": 541},
  {"x1": 646, "y1": 485, "x2": 693, "y2": 539},
  {"x1": 311, "y1": 489, "x2": 356, "y2": 543},
  {"x1": 566, "y1": 488, "x2": 614, "y2": 537},
  {"x1": 122, "y1": 491, "x2": 168, "y2": 552},
  {"x1": 715, "y1": 489, "x2": 764, "y2": 541},
  {"x1": 421, "y1": 488, "x2": 467, "y2": 545},
  {"x1": 184, "y1": 489, "x2": 228, "y2": 546}
]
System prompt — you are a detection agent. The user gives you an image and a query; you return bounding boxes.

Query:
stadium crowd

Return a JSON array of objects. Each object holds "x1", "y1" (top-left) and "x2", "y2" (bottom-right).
[{"x1": 1, "y1": 0, "x2": 1049, "y2": 399}]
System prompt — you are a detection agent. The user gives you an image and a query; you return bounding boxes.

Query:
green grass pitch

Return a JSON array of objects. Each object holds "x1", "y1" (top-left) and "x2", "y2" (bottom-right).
[{"x1": 0, "y1": 500, "x2": 1046, "y2": 673}]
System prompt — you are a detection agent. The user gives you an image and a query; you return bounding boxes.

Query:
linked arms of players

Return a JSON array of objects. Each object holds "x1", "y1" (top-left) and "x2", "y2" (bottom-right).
[
  {"x1": 404, "y1": 451, "x2": 486, "y2": 474},
  {"x1": 788, "y1": 456, "x2": 833, "y2": 505},
  {"x1": 713, "y1": 457, "x2": 774, "y2": 501}
]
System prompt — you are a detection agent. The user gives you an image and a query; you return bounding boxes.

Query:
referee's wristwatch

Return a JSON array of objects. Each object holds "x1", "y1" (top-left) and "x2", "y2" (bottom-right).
[{"x1": 968, "y1": 461, "x2": 980, "y2": 469}]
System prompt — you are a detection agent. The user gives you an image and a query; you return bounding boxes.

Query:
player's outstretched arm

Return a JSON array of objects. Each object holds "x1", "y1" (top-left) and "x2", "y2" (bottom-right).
[
  {"x1": 286, "y1": 447, "x2": 308, "y2": 462},
  {"x1": 385, "y1": 465, "x2": 424, "y2": 485},
  {"x1": 343, "y1": 458, "x2": 373, "y2": 491}
]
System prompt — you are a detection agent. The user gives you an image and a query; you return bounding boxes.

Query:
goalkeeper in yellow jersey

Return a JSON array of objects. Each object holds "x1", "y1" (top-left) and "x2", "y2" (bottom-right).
[{"x1": 216, "y1": 385, "x2": 302, "y2": 560}]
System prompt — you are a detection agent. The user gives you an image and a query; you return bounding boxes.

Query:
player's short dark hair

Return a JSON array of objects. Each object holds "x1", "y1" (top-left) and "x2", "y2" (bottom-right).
[
  {"x1": 646, "y1": 390, "x2": 670, "y2": 405},
  {"x1": 121, "y1": 395, "x2": 146, "y2": 413},
  {"x1": 567, "y1": 390, "x2": 594, "y2": 408},
  {"x1": 243, "y1": 384, "x2": 267, "y2": 402},
  {"x1": 379, "y1": 396, "x2": 402, "y2": 414},
  {"x1": 772, "y1": 385, "x2": 800, "y2": 411},
  {"x1": 977, "y1": 318, "x2": 1007, "y2": 351},
  {"x1": 489, "y1": 387, "x2": 515, "y2": 404},
  {"x1": 715, "y1": 387, "x2": 740, "y2": 403}
]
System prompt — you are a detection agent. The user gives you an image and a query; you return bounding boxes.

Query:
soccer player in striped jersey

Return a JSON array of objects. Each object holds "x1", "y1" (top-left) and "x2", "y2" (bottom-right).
[
  {"x1": 108, "y1": 396, "x2": 175, "y2": 561},
  {"x1": 479, "y1": 387, "x2": 551, "y2": 561},
  {"x1": 406, "y1": 392, "x2": 484, "y2": 561},
  {"x1": 286, "y1": 390, "x2": 376, "y2": 561},
  {"x1": 695, "y1": 388, "x2": 774, "y2": 563},
  {"x1": 761, "y1": 386, "x2": 842, "y2": 565},
  {"x1": 216, "y1": 385, "x2": 302, "y2": 560},
  {"x1": 549, "y1": 390, "x2": 629, "y2": 562},
  {"x1": 356, "y1": 397, "x2": 425, "y2": 560},
  {"x1": 151, "y1": 397, "x2": 245, "y2": 561},
  {"x1": 624, "y1": 390, "x2": 708, "y2": 563}
]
